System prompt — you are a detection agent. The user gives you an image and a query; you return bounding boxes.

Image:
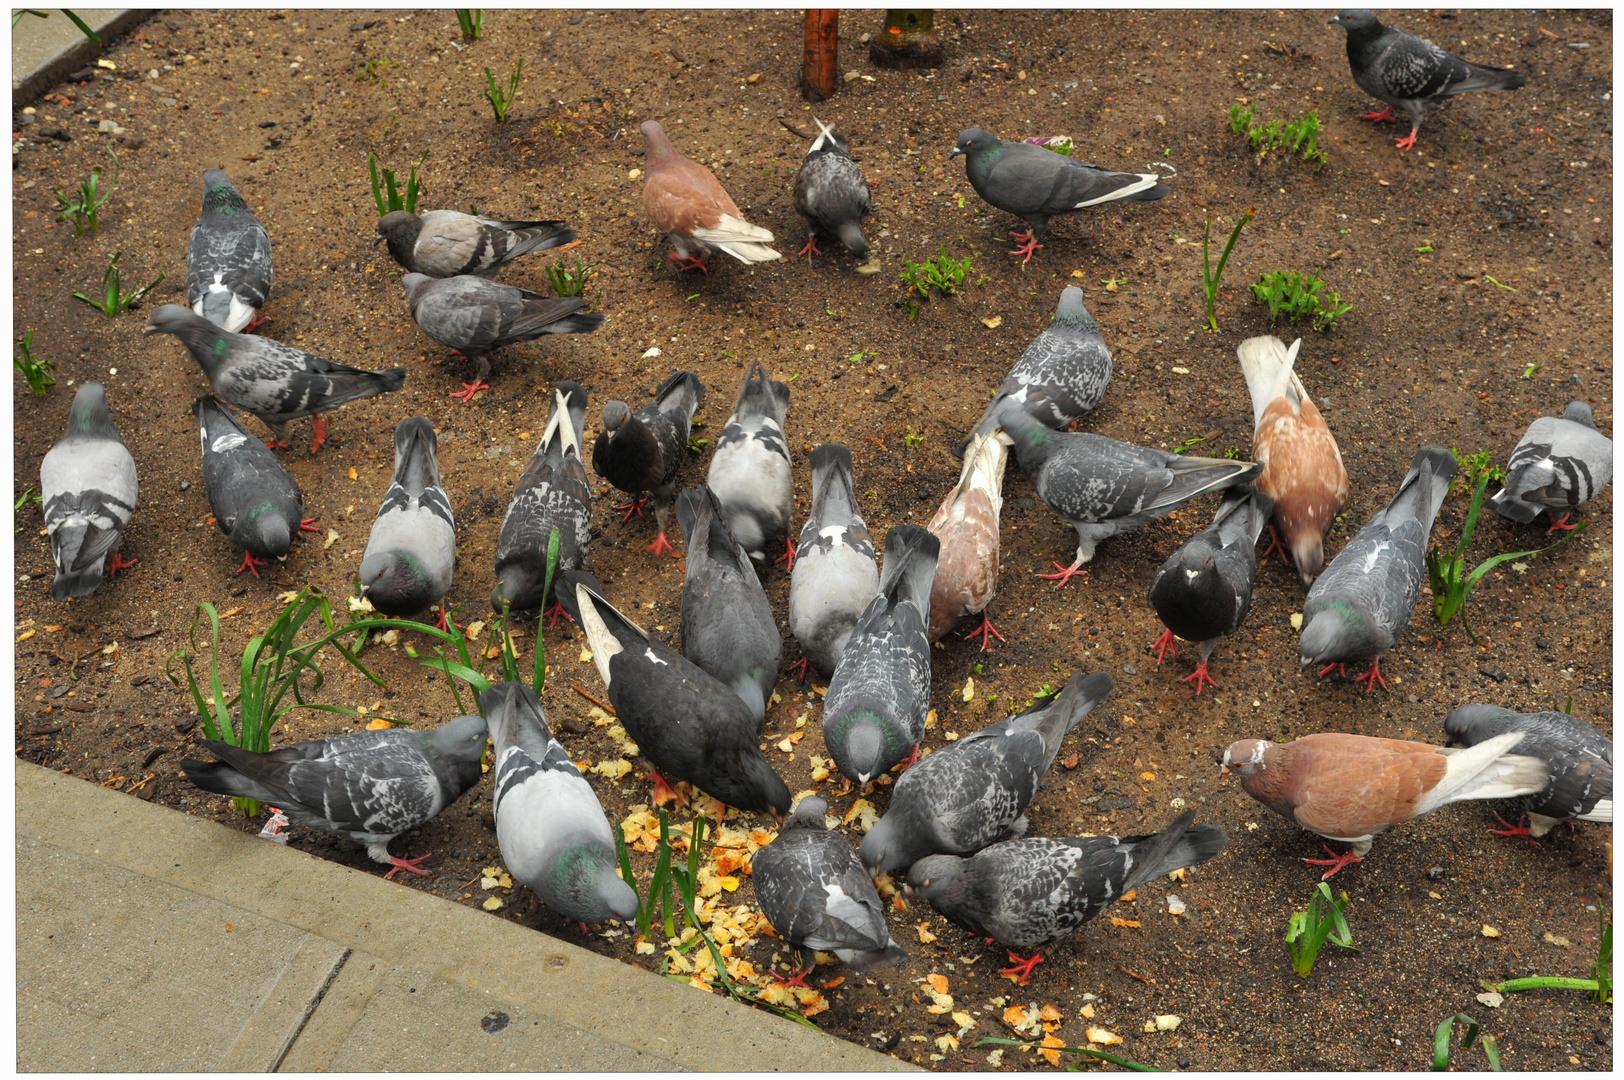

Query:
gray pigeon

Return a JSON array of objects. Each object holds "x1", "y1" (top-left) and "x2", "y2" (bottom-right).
[
  {"x1": 862, "y1": 671, "x2": 1113, "y2": 876},
  {"x1": 359, "y1": 417, "x2": 456, "y2": 627},
  {"x1": 950, "y1": 127, "x2": 1169, "y2": 263},
  {"x1": 194, "y1": 395, "x2": 310, "y2": 577},
  {"x1": 146, "y1": 304, "x2": 405, "y2": 454},
  {"x1": 1488, "y1": 401, "x2": 1611, "y2": 532},
  {"x1": 481, "y1": 682, "x2": 639, "y2": 925},
  {"x1": 997, "y1": 401, "x2": 1261, "y2": 588},
  {"x1": 40, "y1": 382, "x2": 139, "y2": 600},
  {"x1": 377, "y1": 209, "x2": 576, "y2": 278},
  {"x1": 1301, "y1": 446, "x2": 1455, "y2": 692},
  {"x1": 791, "y1": 118, "x2": 872, "y2": 259},
  {"x1": 966, "y1": 287, "x2": 1113, "y2": 449},
  {"x1": 822, "y1": 525, "x2": 939, "y2": 786},
  {"x1": 752, "y1": 796, "x2": 907, "y2": 983},
  {"x1": 593, "y1": 370, "x2": 706, "y2": 558},
  {"x1": 706, "y1": 361, "x2": 793, "y2": 564},
  {"x1": 787, "y1": 444, "x2": 879, "y2": 681},
  {"x1": 1444, "y1": 705, "x2": 1613, "y2": 839},
  {"x1": 400, "y1": 273, "x2": 605, "y2": 403},
  {"x1": 179, "y1": 714, "x2": 487, "y2": 878},
  {"x1": 1147, "y1": 486, "x2": 1273, "y2": 695},
  {"x1": 492, "y1": 382, "x2": 592, "y2": 616},
  {"x1": 186, "y1": 169, "x2": 272, "y2": 333},
  {"x1": 907, "y1": 810, "x2": 1227, "y2": 983},
  {"x1": 1330, "y1": 9, "x2": 1526, "y2": 152}
]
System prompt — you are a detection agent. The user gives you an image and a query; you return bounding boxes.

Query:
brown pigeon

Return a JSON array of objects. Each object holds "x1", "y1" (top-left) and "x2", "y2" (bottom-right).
[
  {"x1": 926, "y1": 431, "x2": 1009, "y2": 649},
  {"x1": 640, "y1": 120, "x2": 781, "y2": 271},
  {"x1": 1222, "y1": 732, "x2": 1548, "y2": 878},
  {"x1": 1238, "y1": 335, "x2": 1349, "y2": 585}
]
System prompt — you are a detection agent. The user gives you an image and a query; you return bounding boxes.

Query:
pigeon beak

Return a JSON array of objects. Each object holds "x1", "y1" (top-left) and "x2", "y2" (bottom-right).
[
  {"x1": 372, "y1": 235, "x2": 385, "y2": 246},
  {"x1": 1326, "y1": 16, "x2": 1339, "y2": 24},
  {"x1": 948, "y1": 147, "x2": 964, "y2": 160},
  {"x1": 1218, "y1": 764, "x2": 1231, "y2": 780},
  {"x1": 140, "y1": 324, "x2": 160, "y2": 335}
]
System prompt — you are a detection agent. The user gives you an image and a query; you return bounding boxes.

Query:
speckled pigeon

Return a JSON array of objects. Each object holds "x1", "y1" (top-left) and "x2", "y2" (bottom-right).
[
  {"x1": 1330, "y1": 9, "x2": 1526, "y2": 152},
  {"x1": 641, "y1": 120, "x2": 780, "y2": 270},
  {"x1": 593, "y1": 370, "x2": 706, "y2": 558},
  {"x1": 180, "y1": 714, "x2": 487, "y2": 878},
  {"x1": 706, "y1": 361, "x2": 792, "y2": 565},
  {"x1": 862, "y1": 670, "x2": 1113, "y2": 876},
  {"x1": 359, "y1": 417, "x2": 456, "y2": 628},
  {"x1": 1299, "y1": 445, "x2": 1454, "y2": 693},
  {"x1": 791, "y1": 118, "x2": 872, "y2": 260},
  {"x1": 186, "y1": 169, "x2": 272, "y2": 333},
  {"x1": 926, "y1": 430, "x2": 1009, "y2": 649},
  {"x1": 907, "y1": 810, "x2": 1227, "y2": 983},
  {"x1": 146, "y1": 304, "x2": 405, "y2": 454},
  {"x1": 492, "y1": 382, "x2": 592, "y2": 616},
  {"x1": 1444, "y1": 705, "x2": 1612, "y2": 839},
  {"x1": 788, "y1": 444, "x2": 879, "y2": 681},
  {"x1": 1488, "y1": 401, "x2": 1611, "y2": 533},
  {"x1": 967, "y1": 287, "x2": 1113, "y2": 448},
  {"x1": 193, "y1": 395, "x2": 310, "y2": 577},
  {"x1": 40, "y1": 382, "x2": 138, "y2": 600},
  {"x1": 376, "y1": 209, "x2": 575, "y2": 278},
  {"x1": 950, "y1": 127, "x2": 1169, "y2": 263}
]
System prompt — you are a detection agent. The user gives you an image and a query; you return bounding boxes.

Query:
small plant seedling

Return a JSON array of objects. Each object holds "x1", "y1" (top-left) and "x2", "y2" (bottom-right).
[
  {"x1": 73, "y1": 252, "x2": 165, "y2": 318},
  {"x1": 1414, "y1": 245, "x2": 1435, "y2": 253},
  {"x1": 1483, "y1": 274, "x2": 1518, "y2": 292},
  {"x1": 847, "y1": 351, "x2": 877, "y2": 364},
  {"x1": 14, "y1": 330, "x2": 55, "y2": 397},
  {"x1": 1449, "y1": 447, "x2": 1504, "y2": 498},
  {"x1": 14, "y1": 486, "x2": 43, "y2": 528},
  {"x1": 1432, "y1": 1014, "x2": 1501, "y2": 1071},
  {"x1": 687, "y1": 435, "x2": 709, "y2": 454},
  {"x1": 1223, "y1": 446, "x2": 1243, "y2": 460},
  {"x1": 1520, "y1": 363, "x2": 1540, "y2": 379},
  {"x1": 52, "y1": 143, "x2": 118, "y2": 234},
  {"x1": 974, "y1": 1038, "x2": 1157, "y2": 1073},
  {"x1": 454, "y1": 9, "x2": 483, "y2": 39},
  {"x1": 1201, "y1": 208, "x2": 1254, "y2": 332},
  {"x1": 1485, "y1": 909, "x2": 1611, "y2": 1004},
  {"x1": 1170, "y1": 435, "x2": 1206, "y2": 455},
  {"x1": 484, "y1": 59, "x2": 523, "y2": 122},
  {"x1": 1228, "y1": 102, "x2": 1255, "y2": 135},
  {"x1": 1285, "y1": 881, "x2": 1358, "y2": 978},
  {"x1": 357, "y1": 56, "x2": 399, "y2": 84},
  {"x1": 369, "y1": 151, "x2": 428, "y2": 216},
  {"x1": 904, "y1": 427, "x2": 925, "y2": 448},
  {"x1": 546, "y1": 256, "x2": 599, "y2": 299},
  {"x1": 1229, "y1": 104, "x2": 1327, "y2": 167},
  {"x1": 900, "y1": 245, "x2": 973, "y2": 299},
  {"x1": 1251, "y1": 270, "x2": 1353, "y2": 330}
]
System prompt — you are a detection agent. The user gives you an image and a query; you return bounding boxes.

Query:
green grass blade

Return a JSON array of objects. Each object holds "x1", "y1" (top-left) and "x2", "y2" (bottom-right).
[
  {"x1": 1481, "y1": 1034, "x2": 1502, "y2": 1071},
  {"x1": 1497, "y1": 976, "x2": 1599, "y2": 993},
  {"x1": 59, "y1": 8, "x2": 101, "y2": 47}
]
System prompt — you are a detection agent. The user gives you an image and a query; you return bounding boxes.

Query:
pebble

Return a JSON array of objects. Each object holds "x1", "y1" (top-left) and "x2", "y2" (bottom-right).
[
  {"x1": 161, "y1": 98, "x2": 177, "y2": 107},
  {"x1": 1479, "y1": 664, "x2": 1507, "y2": 683},
  {"x1": 1121, "y1": 663, "x2": 1138, "y2": 675}
]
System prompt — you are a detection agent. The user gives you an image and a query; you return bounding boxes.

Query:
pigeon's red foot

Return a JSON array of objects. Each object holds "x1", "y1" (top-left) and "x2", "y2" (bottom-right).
[
  {"x1": 649, "y1": 768, "x2": 689, "y2": 809},
  {"x1": 1394, "y1": 128, "x2": 1419, "y2": 152},
  {"x1": 1317, "y1": 662, "x2": 1347, "y2": 680},
  {"x1": 997, "y1": 949, "x2": 1046, "y2": 985},
  {"x1": 667, "y1": 252, "x2": 709, "y2": 273},
  {"x1": 1302, "y1": 845, "x2": 1363, "y2": 880},
  {"x1": 105, "y1": 552, "x2": 139, "y2": 578},
  {"x1": 449, "y1": 379, "x2": 490, "y2": 404},
  {"x1": 898, "y1": 743, "x2": 922, "y2": 772},
  {"x1": 1008, "y1": 229, "x2": 1044, "y2": 266},
  {"x1": 544, "y1": 601, "x2": 575, "y2": 630},
  {"x1": 1261, "y1": 523, "x2": 1292, "y2": 566},
  {"x1": 383, "y1": 851, "x2": 434, "y2": 880},
  {"x1": 578, "y1": 920, "x2": 591, "y2": 935},
  {"x1": 434, "y1": 606, "x2": 462, "y2": 634},
  {"x1": 242, "y1": 312, "x2": 270, "y2": 334},
  {"x1": 1037, "y1": 560, "x2": 1087, "y2": 590},
  {"x1": 236, "y1": 550, "x2": 269, "y2": 577},
  {"x1": 1360, "y1": 106, "x2": 1397, "y2": 123},
  {"x1": 770, "y1": 963, "x2": 813, "y2": 988},
  {"x1": 1182, "y1": 659, "x2": 1220, "y2": 695},
  {"x1": 963, "y1": 612, "x2": 1005, "y2": 651},
  {"x1": 797, "y1": 235, "x2": 821, "y2": 261},
  {"x1": 789, "y1": 655, "x2": 813, "y2": 684},
  {"x1": 298, "y1": 517, "x2": 321, "y2": 536},
  {"x1": 775, "y1": 535, "x2": 798, "y2": 570},
  {"x1": 646, "y1": 531, "x2": 677, "y2": 558},
  {"x1": 1353, "y1": 658, "x2": 1387, "y2": 694},
  {"x1": 612, "y1": 496, "x2": 649, "y2": 523},
  {"x1": 1545, "y1": 512, "x2": 1578, "y2": 535},
  {"x1": 309, "y1": 414, "x2": 329, "y2": 455},
  {"x1": 1489, "y1": 812, "x2": 1541, "y2": 846},
  {"x1": 263, "y1": 437, "x2": 292, "y2": 451},
  {"x1": 1152, "y1": 628, "x2": 1179, "y2": 665}
]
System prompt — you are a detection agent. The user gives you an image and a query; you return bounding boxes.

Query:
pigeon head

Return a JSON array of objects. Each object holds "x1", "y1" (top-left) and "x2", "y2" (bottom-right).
[
  {"x1": 1176, "y1": 537, "x2": 1221, "y2": 583},
  {"x1": 200, "y1": 169, "x2": 248, "y2": 216},
  {"x1": 376, "y1": 210, "x2": 422, "y2": 247},
  {"x1": 64, "y1": 382, "x2": 118, "y2": 441},
  {"x1": 549, "y1": 842, "x2": 640, "y2": 924},
  {"x1": 949, "y1": 127, "x2": 997, "y2": 161},
  {"x1": 640, "y1": 120, "x2": 678, "y2": 162},
  {"x1": 399, "y1": 272, "x2": 433, "y2": 308},
  {"x1": 1052, "y1": 286, "x2": 1098, "y2": 331},
  {"x1": 422, "y1": 713, "x2": 490, "y2": 793},
  {"x1": 784, "y1": 795, "x2": 829, "y2": 831},
  {"x1": 1219, "y1": 738, "x2": 1272, "y2": 782},
  {"x1": 708, "y1": 748, "x2": 792, "y2": 818},
  {"x1": 1329, "y1": 9, "x2": 1379, "y2": 32},
  {"x1": 1298, "y1": 602, "x2": 1379, "y2": 666},
  {"x1": 858, "y1": 812, "x2": 926, "y2": 876},
  {"x1": 358, "y1": 550, "x2": 428, "y2": 610},
  {"x1": 601, "y1": 400, "x2": 631, "y2": 434},
  {"x1": 491, "y1": 565, "x2": 540, "y2": 614},
  {"x1": 1442, "y1": 704, "x2": 1518, "y2": 747},
  {"x1": 904, "y1": 853, "x2": 971, "y2": 904},
  {"x1": 837, "y1": 716, "x2": 891, "y2": 786},
  {"x1": 1562, "y1": 401, "x2": 1597, "y2": 429},
  {"x1": 1289, "y1": 533, "x2": 1328, "y2": 585},
  {"x1": 144, "y1": 304, "x2": 223, "y2": 352},
  {"x1": 246, "y1": 506, "x2": 293, "y2": 558}
]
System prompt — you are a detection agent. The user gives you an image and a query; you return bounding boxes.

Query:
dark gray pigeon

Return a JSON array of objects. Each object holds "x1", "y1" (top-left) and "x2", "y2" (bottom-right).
[
  {"x1": 1488, "y1": 401, "x2": 1611, "y2": 533},
  {"x1": 481, "y1": 682, "x2": 639, "y2": 925},
  {"x1": 822, "y1": 525, "x2": 939, "y2": 786},
  {"x1": 492, "y1": 382, "x2": 592, "y2": 616},
  {"x1": 593, "y1": 370, "x2": 706, "y2": 558},
  {"x1": 674, "y1": 485, "x2": 782, "y2": 724},
  {"x1": 706, "y1": 361, "x2": 792, "y2": 564},
  {"x1": 966, "y1": 286, "x2": 1113, "y2": 451},
  {"x1": 788, "y1": 444, "x2": 879, "y2": 681},
  {"x1": 861, "y1": 670, "x2": 1113, "y2": 876},
  {"x1": 40, "y1": 382, "x2": 138, "y2": 600},
  {"x1": 1148, "y1": 485, "x2": 1273, "y2": 695},
  {"x1": 186, "y1": 169, "x2": 272, "y2": 333},
  {"x1": 997, "y1": 401, "x2": 1261, "y2": 589},
  {"x1": 791, "y1": 118, "x2": 872, "y2": 260},
  {"x1": 193, "y1": 395, "x2": 310, "y2": 577},
  {"x1": 907, "y1": 810, "x2": 1227, "y2": 982},
  {"x1": 555, "y1": 569, "x2": 792, "y2": 816},
  {"x1": 360, "y1": 417, "x2": 456, "y2": 628},
  {"x1": 950, "y1": 127, "x2": 1169, "y2": 263},
  {"x1": 1330, "y1": 9, "x2": 1526, "y2": 152},
  {"x1": 377, "y1": 209, "x2": 576, "y2": 278},
  {"x1": 752, "y1": 796, "x2": 907, "y2": 983},
  {"x1": 1444, "y1": 705, "x2": 1613, "y2": 839},
  {"x1": 146, "y1": 304, "x2": 405, "y2": 454},
  {"x1": 400, "y1": 273, "x2": 605, "y2": 403},
  {"x1": 180, "y1": 714, "x2": 487, "y2": 878},
  {"x1": 1301, "y1": 445, "x2": 1455, "y2": 693}
]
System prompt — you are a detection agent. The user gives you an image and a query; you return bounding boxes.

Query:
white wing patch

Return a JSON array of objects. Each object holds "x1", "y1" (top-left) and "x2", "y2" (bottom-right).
[
  {"x1": 643, "y1": 647, "x2": 668, "y2": 666},
  {"x1": 211, "y1": 433, "x2": 249, "y2": 454}
]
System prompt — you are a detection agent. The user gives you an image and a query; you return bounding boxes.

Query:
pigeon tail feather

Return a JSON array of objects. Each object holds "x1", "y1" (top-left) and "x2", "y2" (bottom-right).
[
  {"x1": 877, "y1": 524, "x2": 941, "y2": 614},
  {"x1": 1119, "y1": 811, "x2": 1229, "y2": 892},
  {"x1": 1237, "y1": 335, "x2": 1304, "y2": 430},
  {"x1": 1419, "y1": 730, "x2": 1546, "y2": 814}
]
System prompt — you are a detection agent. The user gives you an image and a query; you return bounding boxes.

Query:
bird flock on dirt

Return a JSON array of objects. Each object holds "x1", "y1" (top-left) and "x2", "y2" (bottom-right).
[{"x1": 35, "y1": 10, "x2": 1610, "y2": 984}]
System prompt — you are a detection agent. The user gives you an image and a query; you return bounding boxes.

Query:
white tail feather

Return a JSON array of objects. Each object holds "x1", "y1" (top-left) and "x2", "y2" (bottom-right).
[
  {"x1": 574, "y1": 583, "x2": 623, "y2": 691},
  {"x1": 1418, "y1": 731, "x2": 1547, "y2": 815},
  {"x1": 692, "y1": 213, "x2": 776, "y2": 246},
  {"x1": 1237, "y1": 335, "x2": 1300, "y2": 430}
]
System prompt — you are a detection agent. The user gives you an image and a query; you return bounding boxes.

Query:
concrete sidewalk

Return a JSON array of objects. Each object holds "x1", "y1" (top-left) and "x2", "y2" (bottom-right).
[
  {"x1": 16, "y1": 761, "x2": 914, "y2": 1072},
  {"x1": 11, "y1": 9, "x2": 152, "y2": 107}
]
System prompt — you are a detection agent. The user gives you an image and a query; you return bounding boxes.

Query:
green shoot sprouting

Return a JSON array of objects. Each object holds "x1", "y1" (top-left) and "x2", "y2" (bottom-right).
[
  {"x1": 1170, "y1": 435, "x2": 1206, "y2": 455},
  {"x1": 1229, "y1": 104, "x2": 1327, "y2": 167},
  {"x1": 547, "y1": 256, "x2": 599, "y2": 299},
  {"x1": 454, "y1": 9, "x2": 483, "y2": 40},
  {"x1": 53, "y1": 143, "x2": 118, "y2": 234},
  {"x1": 1450, "y1": 448, "x2": 1504, "y2": 498},
  {"x1": 14, "y1": 330, "x2": 55, "y2": 397},
  {"x1": 1285, "y1": 882, "x2": 1358, "y2": 978},
  {"x1": 1251, "y1": 270, "x2": 1353, "y2": 330},
  {"x1": 1486, "y1": 909, "x2": 1611, "y2": 1004},
  {"x1": 369, "y1": 151, "x2": 428, "y2": 216},
  {"x1": 1201, "y1": 208, "x2": 1254, "y2": 332},
  {"x1": 14, "y1": 486, "x2": 43, "y2": 528},
  {"x1": 900, "y1": 246, "x2": 972, "y2": 318},
  {"x1": 484, "y1": 59, "x2": 523, "y2": 122},
  {"x1": 1432, "y1": 1014, "x2": 1501, "y2": 1071},
  {"x1": 72, "y1": 252, "x2": 165, "y2": 318}
]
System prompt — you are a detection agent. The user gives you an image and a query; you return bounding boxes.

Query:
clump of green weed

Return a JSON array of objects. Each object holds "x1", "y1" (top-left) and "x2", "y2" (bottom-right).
[
  {"x1": 14, "y1": 330, "x2": 55, "y2": 397},
  {"x1": 484, "y1": 59, "x2": 523, "y2": 122},
  {"x1": 72, "y1": 252, "x2": 165, "y2": 318},
  {"x1": 1251, "y1": 270, "x2": 1354, "y2": 330},
  {"x1": 547, "y1": 256, "x2": 599, "y2": 299},
  {"x1": 53, "y1": 143, "x2": 118, "y2": 234},
  {"x1": 900, "y1": 246, "x2": 972, "y2": 319},
  {"x1": 1229, "y1": 104, "x2": 1327, "y2": 168},
  {"x1": 369, "y1": 151, "x2": 427, "y2": 216}
]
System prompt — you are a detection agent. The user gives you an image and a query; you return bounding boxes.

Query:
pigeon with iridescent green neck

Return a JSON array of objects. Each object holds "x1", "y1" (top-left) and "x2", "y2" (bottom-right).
[
  {"x1": 187, "y1": 169, "x2": 272, "y2": 332},
  {"x1": 41, "y1": 382, "x2": 139, "y2": 599}
]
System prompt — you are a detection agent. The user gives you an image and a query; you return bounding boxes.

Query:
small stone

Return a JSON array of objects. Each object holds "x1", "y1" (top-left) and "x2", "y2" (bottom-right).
[
  {"x1": 1479, "y1": 664, "x2": 1507, "y2": 683},
  {"x1": 97, "y1": 119, "x2": 119, "y2": 133},
  {"x1": 1121, "y1": 663, "x2": 1138, "y2": 675},
  {"x1": 179, "y1": 480, "x2": 191, "y2": 491}
]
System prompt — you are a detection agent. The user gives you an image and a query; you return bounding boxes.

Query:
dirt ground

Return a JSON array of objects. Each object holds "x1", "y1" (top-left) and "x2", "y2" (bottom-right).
[{"x1": 12, "y1": 8, "x2": 1613, "y2": 1072}]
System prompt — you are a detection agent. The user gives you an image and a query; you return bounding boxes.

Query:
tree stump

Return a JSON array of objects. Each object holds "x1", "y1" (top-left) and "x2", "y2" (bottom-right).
[
  {"x1": 801, "y1": 10, "x2": 839, "y2": 103},
  {"x1": 869, "y1": 9, "x2": 943, "y2": 71}
]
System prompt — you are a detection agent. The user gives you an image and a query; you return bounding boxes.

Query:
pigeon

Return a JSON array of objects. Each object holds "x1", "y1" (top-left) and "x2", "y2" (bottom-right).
[
  {"x1": 966, "y1": 287, "x2": 1113, "y2": 449},
  {"x1": 1222, "y1": 731, "x2": 1548, "y2": 878},
  {"x1": 997, "y1": 400, "x2": 1262, "y2": 589},
  {"x1": 673, "y1": 484, "x2": 782, "y2": 724},
  {"x1": 193, "y1": 395, "x2": 311, "y2": 576},
  {"x1": 822, "y1": 525, "x2": 939, "y2": 787},
  {"x1": 555, "y1": 569, "x2": 792, "y2": 816},
  {"x1": 787, "y1": 444, "x2": 879, "y2": 681},
  {"x1": 862, "y1": 670, "x2": 1113, "y2": 876},
  {"x1": 907, "y1": 810, "x2": 1227, "y2": 983},
  {"x1": 481, "y1": 682, "x2": 639, "y2": 925},
  {"x1": 1443, "y1": 705, "x2": 1612, "y2": 840},
  {"x1": 1330, "y1": 9, "x2": 1526, "y2": 152},
  {"x1": 752, "y1": 796, "x2": 907, "y2": 984},
  {"x1": 593, "y1": 370, "x2": 706, "y2": 558},
  {"x1": 186, "y1": 169, "x2": 272, "y2": 333},
  {"x1": 1488, "y1": 401, "x2": 1612, "y2": 533},
  {"x1": 1238, "y1": 335, "x2": 1350, "y2": 585},
  {"x1": 492, "y1": 382, "x2": 592, "y2": 617},
  {"x1": 1299, "y1": 446, "x2": 1454, "y2": 693},
  {"x1": 641, "y1": 119, "x2": 780, "y2": 270},
  {"x1": 791, "y1": 118, "x2": 872, "y2": 260},
  {"x1": 926, "y1": 431, "x2": 1010, "y2": 649},
  {"x1": 145, "y1": 304, "x2": 405, "y2": 454},
  {"x1": 400, "y1": 273, "x2": 604, "y2": 403},
  {"x1": 180, "y1": 714, "x2": 487, "y2": 878},
  {"x1": 706, "y1": 361, "x2": 793, "y2": 565},
  {"x1": 1147, "y1": 485, "x2": 1273, "y2": 695},
  {"x1": 39, "y1": 382, "x2": 139, "y2": 600},
  {"x1": 376, "y1": 209, "x2": 576, "y2": 278},
  {"x1": 950, "y1": 127, "x2": 1170, "y2": 264},
  {"x1": 359, "y1": 417, "x2": 457, "y2": 629}
]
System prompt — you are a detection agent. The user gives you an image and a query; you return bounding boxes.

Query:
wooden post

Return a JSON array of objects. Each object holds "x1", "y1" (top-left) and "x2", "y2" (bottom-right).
[{"x1": 801, "y1": 10, "x2": 839, "y2": 103}]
